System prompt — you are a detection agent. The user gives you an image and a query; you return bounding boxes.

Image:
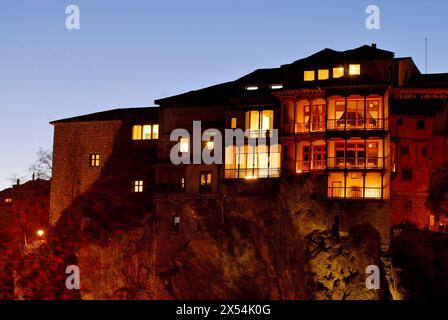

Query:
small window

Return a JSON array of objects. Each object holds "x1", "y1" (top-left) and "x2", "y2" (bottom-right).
[
  {"x1": 132, "y1": 124, "x2": 159, "y2": 140},
  {"x1": 417, "y1": 119, "x2": 425, "y2": 130},
  {"x1": 333, "y1": 67, "x2": 344, "y2": 78},
  {"x1": 270, "y1": 84, "x2": 283, "y2": 90},
  {"x1": 304, "y1": 70, "x2": 315, "y2": 81},
  {"x1": 397, "y1": 118, "x2": 404, "y2": 126},
  {"x1": 404, "y1": 199, "x2": 412, "y2": 211},
  {"x1": 4, "y1": 198, "x2": 12, "y2": 203},
  {"x1": 230, "y1": 117, "x2": 237, "y2": 129},
  {"x1": 401, "y1": 168, "x2": 413, "y2": 181},
  {"x1": 172, "y1": 216, "x2": 181, "y2": 232},
  {"x1": 180, "y1": 138, "x2": 189, "y2": 153},
  {"x1": 180, "y1": 177, "x2": 185, "y2": 191},
  {"x1": 318, "y1": 69, "x2": 329, "y2": 80},
  {"x1": 422, "y1": 146, "x2": 429, "y2": 157},
  {"x1": 133, "y1": 180, "x2": 144, "y2": 193},
  {"x1": 245, "y1": 85, "x2": 259, "y2": 91},
  {"x1": 199, "y1": 172, "x2": 212, "y2": 193},
  {"x1": 349, "y1": 64, "x2": 361, "y2": 76},
  {"x1": 400, "y1": 145, "x2": 409, "y2": 156},
  {"x1": 89, "y1": 154, "x2": 100, "y2": 167}
]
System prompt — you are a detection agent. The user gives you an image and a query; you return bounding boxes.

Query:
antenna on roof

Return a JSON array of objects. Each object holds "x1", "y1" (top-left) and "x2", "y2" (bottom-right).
[{"x1": 425, "y1": 37, "x2": 428, "y2": 74}]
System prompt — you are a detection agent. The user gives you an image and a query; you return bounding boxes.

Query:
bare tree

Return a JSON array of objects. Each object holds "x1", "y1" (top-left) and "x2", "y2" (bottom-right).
[{"x1": 28, "y1": 148, "x2": 53, "y2": 180}]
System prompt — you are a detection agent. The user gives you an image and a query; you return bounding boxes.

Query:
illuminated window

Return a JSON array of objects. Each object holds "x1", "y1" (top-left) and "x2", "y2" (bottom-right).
[
  {"x1": 349, "y1": 64, "x2": 361, "y2": 76},
  {"x1": 180, "y1": 177, "x2": 185, "y2": 190},
  {"x1": 245, "y1": 85, "x2": 259, "y2": 91},
  {"x1": 199, "y1": 172, "x2": 212, "y2": 193},
  {"x1": 4, "y1": 198, "x2": 12, "y2": 203},
  {"x1": 132, "y1": 124, "x2": 159, "y2": 140},
  {"x1": 225, "y1": 144, "x2": 281, "y2": 179},
  {"x1": 89, "y1": 154, "x2": 100, "y2": 167},
  {"x1": 245, "y1": 110, "x2": 274, "y2": 132},
  {"x1": 270, "y1": 84, "x2": 283, "y2": 90},
  {"x1": 304, "y1": 71, "x2": 315, "y2": 81},
  {"x1": 152, "y1": 124, "x2": 159, "y2": 139},
  {"x1": 333, "y1": 67, "x2": 344, "y2": 78},
  {"x1": 133, "y1": 180, "x2": 144, "y2": 193},
  {"x1": 206, "y1": 141, "x2": 214, "y2": 150},
  {"x1": 231, "y1": 117, "x2": 237, "y2": 129},
  {"x1": 132, "y1": 125, "x2": 142, "y2": 140},
  {"x1": 318, "y1": 69, "x2": 329, "y2": 80},
  {"x1": 142, "y1": 125, "x2": 152, "y2": 140},
  {"x1": 180, "y1": 138, "x2": 189, "y2": 153}
]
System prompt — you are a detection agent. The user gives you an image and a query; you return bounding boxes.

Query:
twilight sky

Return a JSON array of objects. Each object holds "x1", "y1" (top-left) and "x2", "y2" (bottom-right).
[{"x1": 0, "y1": 0, "x2": 447, "y2": 189}]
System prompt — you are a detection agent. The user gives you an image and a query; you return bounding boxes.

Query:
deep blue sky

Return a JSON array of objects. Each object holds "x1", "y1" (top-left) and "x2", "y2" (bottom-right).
[{"x1": 0, "y1": 0, "x2": 447, "y2": 189}]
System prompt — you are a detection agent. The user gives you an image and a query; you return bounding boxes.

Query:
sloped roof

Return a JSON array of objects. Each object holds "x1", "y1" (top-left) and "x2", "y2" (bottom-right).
[
  {"x1": 288, "y1": 45, "x2": 394, "y2": 66},
  {"x1": 51, "y1": 107, "x2": 159, "y2": 124},
  {"x1": 155, "y1": 45, "x2": 395, "y2": 106}
]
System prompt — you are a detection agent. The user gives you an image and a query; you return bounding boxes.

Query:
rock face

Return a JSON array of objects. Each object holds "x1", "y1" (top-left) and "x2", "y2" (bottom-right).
[{"x1": 62, "y1": 176, "x2": 386, "y2": 300}]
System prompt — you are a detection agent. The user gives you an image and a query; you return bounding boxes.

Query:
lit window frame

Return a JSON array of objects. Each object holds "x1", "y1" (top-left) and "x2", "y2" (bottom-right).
[
  {"x1": 133, "y1": 180, "x2": 144, "y2": 193},
  {"x1": 333, "y1": 67, "x2": 344, "y2": 78},
  {"x1": 180, "y1": 137, "x2": 189, "y2": 153},
  {"x1": 318, "y1": 69, "x2": 330, "y2": 80},
  {"x1": 199, "y1": 172, "x2": 213, "y2": 193},
  {"x1": 304, "y1": 70, "x2": 315, "y2": 82},
  {"x1": 230, "y1": 117, "x2": 237, "y2": 129},
  {"x1": 245, "y1": 85, "x2": 259, "y2": 91},
  {"x1": 270, "y1": 84, "x2": 283, "y2": 90},
  {"x1": 89, "y1": 154, "x2": 100, "y2": 167},
  {"x1": 349, "y1": 64, "x2": 361, "y2": 76},
  {"x1": 132, "y1": 124, "x2": 159, "y2": 140}
]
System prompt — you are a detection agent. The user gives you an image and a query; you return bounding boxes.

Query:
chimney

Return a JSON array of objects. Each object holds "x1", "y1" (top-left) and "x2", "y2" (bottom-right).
[
  {"x1": 371, "y1": 43, "x2": 377, "y2": 49},
  {"x1": 16, "y1": 179, "x2": 20, "y2": 186}
]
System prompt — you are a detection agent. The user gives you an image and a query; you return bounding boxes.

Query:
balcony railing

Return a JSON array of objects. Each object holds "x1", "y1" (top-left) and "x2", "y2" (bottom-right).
[
  {"x1": 245, "y1": 130, "x2": 276, "y2": 138},
  {"x1": 327, "y1": 187, "x2": 382, "y2": 199},
  {"x1": 327, "y1": 118, "x2": 385, "y2": 131},
  {"x1": 281, "y1": 122, "x2": 325, "y2": 135},
  {"x1": 224, "y1": 168, "x2": 280, "y2": 179},
  {"x1": 327, "y1": 157, "x2": 384, "y2": 169},
  {"x1": 285, "y1": 160, "x2": 326, "y2": 172}
]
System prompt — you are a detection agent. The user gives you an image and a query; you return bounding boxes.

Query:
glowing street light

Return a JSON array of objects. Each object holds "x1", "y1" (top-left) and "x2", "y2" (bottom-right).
[{"x1": 37, "y1": 229, "x2": 45, "y2": 237}]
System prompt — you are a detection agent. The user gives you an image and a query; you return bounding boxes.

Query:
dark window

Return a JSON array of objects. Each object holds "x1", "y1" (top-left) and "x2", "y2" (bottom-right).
[
  {"x1": 397, "y1": 118, "x2": 404, "y2": 126},
  {"x1": 404, "y1": 200, "x2": 412, "y2": 211},
  {"x1": 199, "y1": 172, "x2": 212, "y2": 193},
  {"x1": 422, "y1": 146, "x2": 429, "y2": 157},
  {"x1": 402, "y1": 168, "x2": 413, "y2": 181},
  {"x1": 417, "y1": 120, "x2": 425, "y2": 130},
  {"x1": 89, "y1": 154, "x2": 100, "y2": 167},
  {"x1": 400, "y1": 145, "x2": 409, "y2": 156}
]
